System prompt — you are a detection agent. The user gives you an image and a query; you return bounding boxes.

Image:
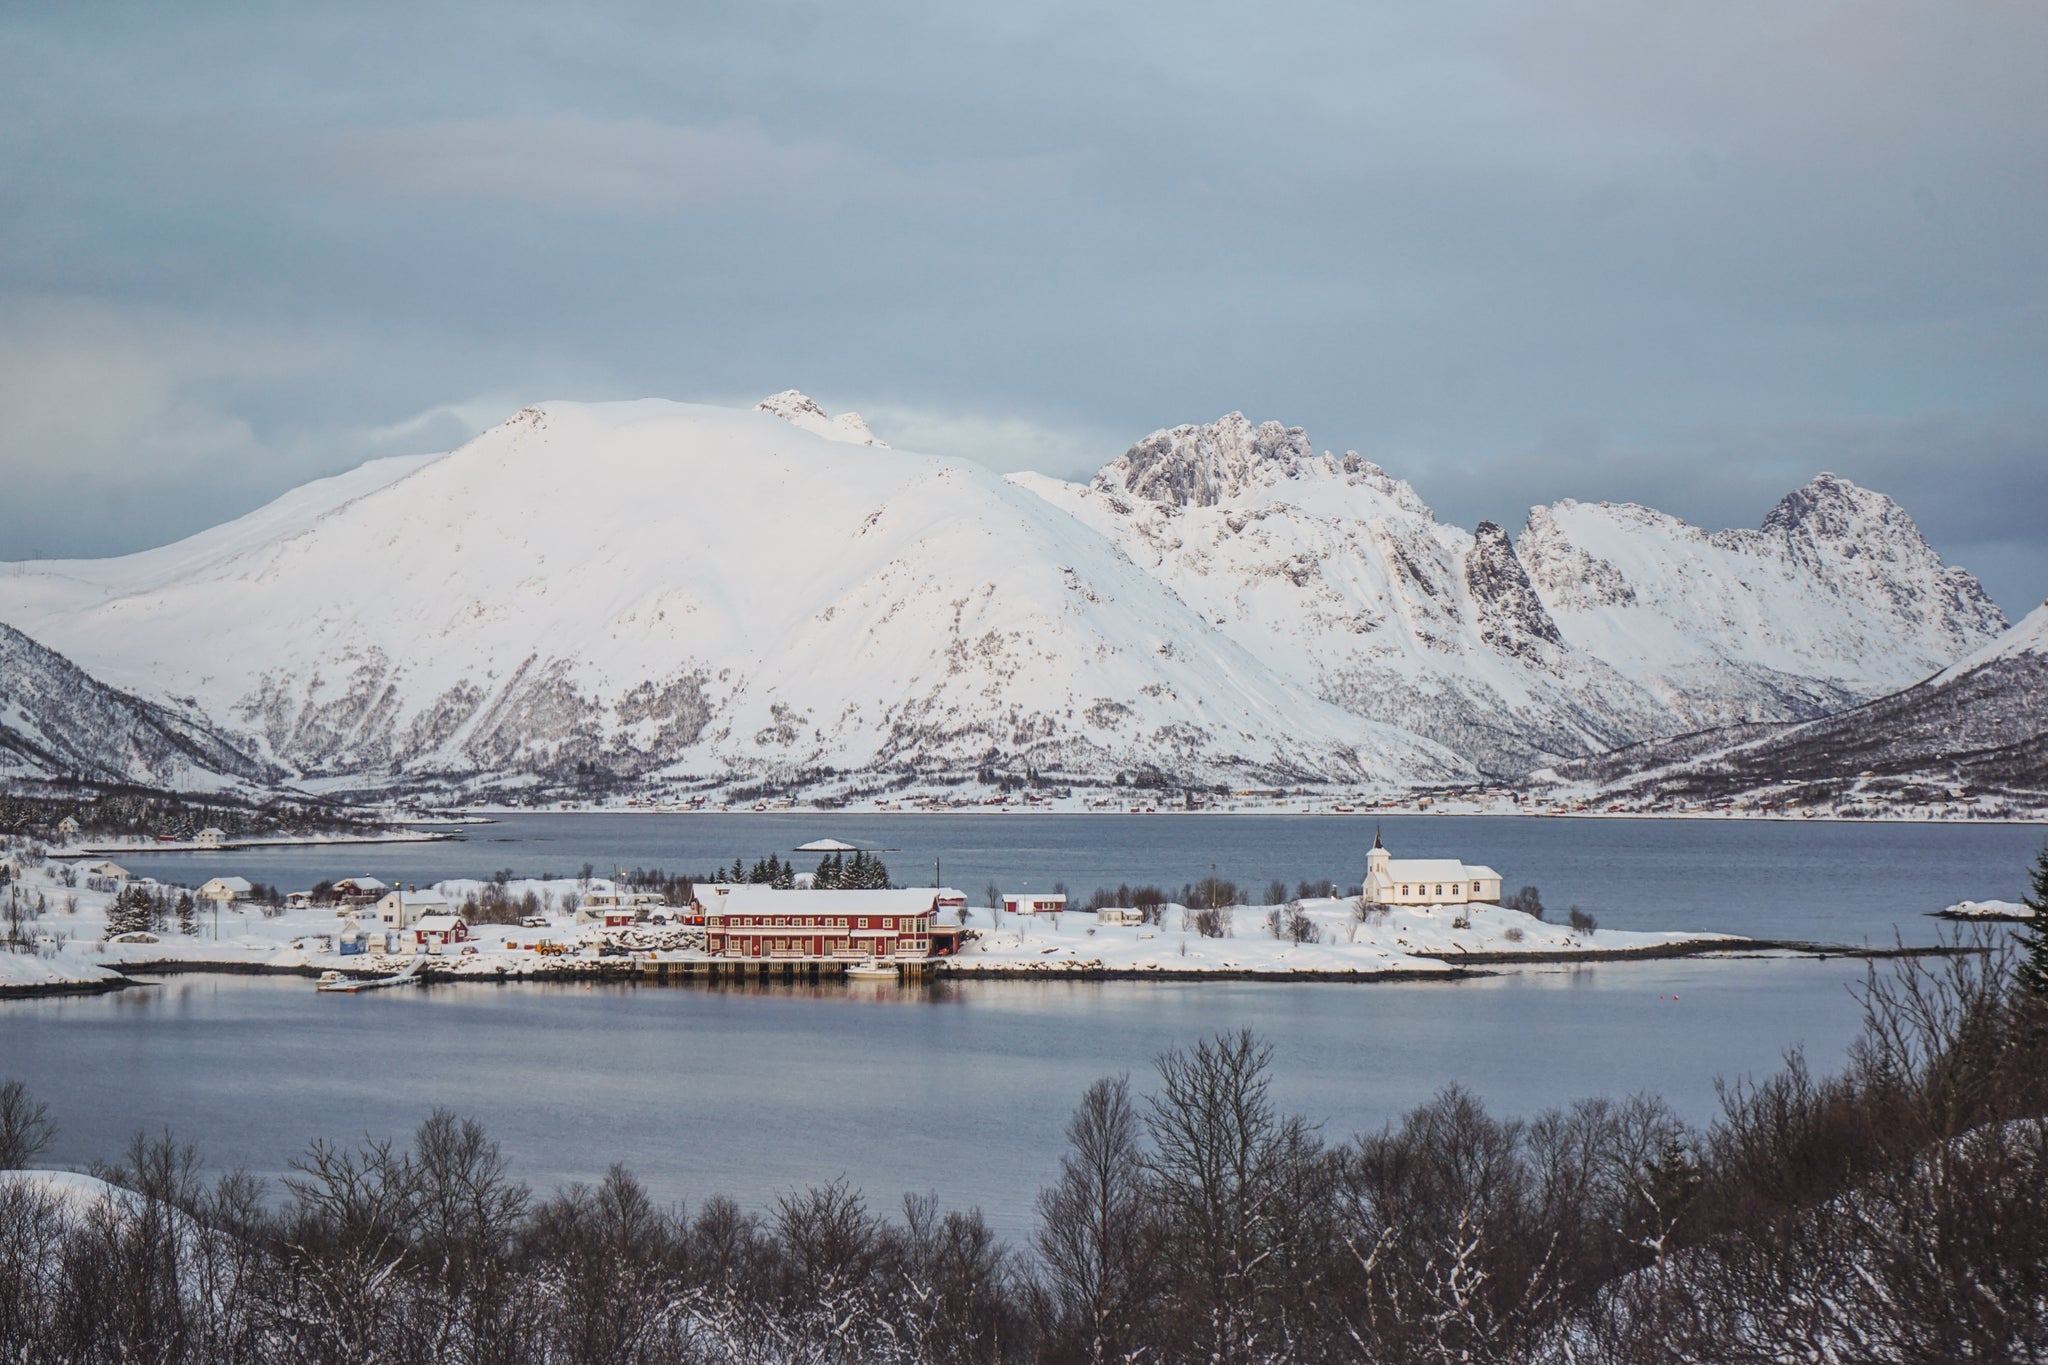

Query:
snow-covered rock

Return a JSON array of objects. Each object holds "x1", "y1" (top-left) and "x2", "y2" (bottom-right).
[
  {"x1": 1540, "y1": 600, "x2": 2048, "y2": 811},
  {"x1": 1939, "y1": 899, "x2": 2034, "y2": 920},
  {"x1": 0, "y1": 399, "x2": 2006, "y2": 796},
  {"x1": 0, "y1": 399, "x2": 1460, "y2": 795},
  {"x1": 754, "y1": 389, "x2": 888, "y2": 447},
  {"x1": 0, "y1": 622, "x2": 272, "y2": 792},
  {"x1": 1013, "y1": 418, "x2": 2003, "y2": 775}
]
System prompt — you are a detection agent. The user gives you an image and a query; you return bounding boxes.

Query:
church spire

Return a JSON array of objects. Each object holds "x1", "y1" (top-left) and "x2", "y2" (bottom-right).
[{"x1": 1373, "y1": 825, "x2": 1383, "y2": 851}]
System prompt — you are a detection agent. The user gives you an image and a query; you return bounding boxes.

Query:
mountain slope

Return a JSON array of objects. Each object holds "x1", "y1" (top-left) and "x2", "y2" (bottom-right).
[
  {"x1": 0, "y1": 399, "x2": 1464, "y2": 796},
  {"x1": 0, "y1": 397, "x2": 2008, "y2": 798},
  {"x1": 1008, "y1": 416, "x2": 2004, "y2": 775},
  {"x1": 0, "y1": 623, "x2": 274, "y2": 792},
  {"x1": 1539, "y1": 602, "x2": 2048, "y2": 813},
  {"x1": 1516, "y1": 476, "x2": 2006, "y2": 724}
]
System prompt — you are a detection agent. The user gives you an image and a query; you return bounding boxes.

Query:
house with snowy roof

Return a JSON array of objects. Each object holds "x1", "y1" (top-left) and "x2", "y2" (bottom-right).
[
  {"x1": 411, "y1": 913, "x2": 469, "y2": 951},
  {"x1": 196, "y1": 876, "x2": 253, "y2": 904},
  {"x1": 705, "y1": 886, "x2": 938, "y2": 962},
  {"x1": 194, "y1": 827, "x2": 229, "y2": 849},
  {"x1": 1362, "y1": 832, "x2": 1501, "y2": 908},
  {"x1": 375, "y1": 887, "x2": 450, "y2": 929}
]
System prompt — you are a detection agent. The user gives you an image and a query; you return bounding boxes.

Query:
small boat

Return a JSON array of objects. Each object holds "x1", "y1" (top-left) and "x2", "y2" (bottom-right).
[
  {"x1": 316, "y1": 957, "x2": 425, "y2": 993},
  {"x1": 844, "y1": 960, "x2": 897, "y2": 980}
]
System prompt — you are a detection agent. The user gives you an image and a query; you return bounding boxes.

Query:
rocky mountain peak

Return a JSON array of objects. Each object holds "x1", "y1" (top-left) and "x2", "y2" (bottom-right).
[
  {"x1": 754, "y1": 389, "x2": 888, "y2": 447},
  {"x1": 1099, "y1": 412, "x2": 1315, "y2": 507},
  {"x1": 1760, "y1": 472, "x2": 1898, "y2": 540},
  {"x1": 1464, "y1": 521, "x2": 1565, "y2": 663}
]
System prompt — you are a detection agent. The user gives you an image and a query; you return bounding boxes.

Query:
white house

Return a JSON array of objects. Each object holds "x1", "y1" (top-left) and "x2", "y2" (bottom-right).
[
  {"x1": 1362, "y1": 832, "x2": 1501, "y2": 908},
  {"x1": 196, "y1": 876, "x2": 253, "y2": 905},
  {"x1": 581, "y1": 888, "x2": 666, "y2": 925},
  {"x1": 1003, "y1": 892, "x2": 1067, "y2": 916},
  {"x1": 194, "y1": 828, "x2": 229, "y2": 849},
  {"x1": 55, "y1": 815, "x2": 80, "y2": 838},
  {"x1": 83, "y1": 860, "x2": 131, "y2": 881},
  {"x1": 1097, "y1": 905, "x2": 1145, "y2": 926},
  {"x1": 375, "y1": 888, "x2": 451, "y2": 929}
]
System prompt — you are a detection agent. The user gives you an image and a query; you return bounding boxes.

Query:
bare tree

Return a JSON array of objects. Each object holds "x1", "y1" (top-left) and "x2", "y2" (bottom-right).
[
  {"x1": 1036, "y1": 1075, "x2": 1159, "y2": 1362},
  {"x1": 0, "y1": 1080, "x2": 56, "y2": 1168}
]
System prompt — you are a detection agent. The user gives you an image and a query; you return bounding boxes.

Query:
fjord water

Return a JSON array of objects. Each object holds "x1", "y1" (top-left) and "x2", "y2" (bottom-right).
[{"x1": 11, "y1": 814, "x2": 2042, "y2": 1239}]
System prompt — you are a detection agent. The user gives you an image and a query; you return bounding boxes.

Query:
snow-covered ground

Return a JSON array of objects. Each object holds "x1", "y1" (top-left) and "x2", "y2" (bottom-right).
[
  {"x1": 69, "y1": 829, "x2": 450, "y2": 854},
  {"x1": 0, "y1": 861, "x2": 1739, "y2": 993},
  {"x1": 0, "y1": 946, "x2": 125, "y2": 994},
  {"x1": 1939, "y1": 899, "x2": 2035, "y2": 920},
  {"x1": 949, "y1": 898, "x2": 1735, "y2": 976}
]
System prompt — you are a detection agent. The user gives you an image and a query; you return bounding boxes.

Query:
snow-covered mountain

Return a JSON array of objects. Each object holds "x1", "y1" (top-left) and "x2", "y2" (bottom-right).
[
  {"x1": 1538, "y1": 601, "x2": 2048, "y2": 813},
  {"x1": 0, "y1": 623, "x2": 272, "y2": 792},
  {"x1": 0, "y1": 396, "x2": 2009, "y2": 798},
  {"x1": 0, "y1": 399, "x2": 1462, "y2": 797},
  {"x1": 1011, "y1": 415, "x2": 2005, "y2": 773}
]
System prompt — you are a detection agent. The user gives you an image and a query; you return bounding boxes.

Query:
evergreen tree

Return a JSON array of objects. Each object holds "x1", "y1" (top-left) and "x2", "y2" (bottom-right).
[
  {"x1": 2016, "y1": 841, "x2": 2048, "y2": 999},
  {"x1": 106, "y1": 886, "x2": 153, "y2": 937},
  {"x1": 846, "y1": 850, "x2": 868, "y2": 888},
  {"x1": 176, "y1": 893, "x2": 197, "y2": 936},
  {"x1": 814, "y1": 854, "x2": 839, "y2": 890}
]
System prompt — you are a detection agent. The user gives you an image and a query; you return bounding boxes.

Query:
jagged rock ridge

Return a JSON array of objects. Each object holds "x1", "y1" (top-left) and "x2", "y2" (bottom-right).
[{"x1": 0, "y1": 398, "x2": 2009, "y2": 797}]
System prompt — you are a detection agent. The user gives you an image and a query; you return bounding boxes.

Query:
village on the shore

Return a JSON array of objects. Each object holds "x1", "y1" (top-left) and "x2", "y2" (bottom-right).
[{"x1": 0, "y1": 822, "x2": 1757, "y2": 997}]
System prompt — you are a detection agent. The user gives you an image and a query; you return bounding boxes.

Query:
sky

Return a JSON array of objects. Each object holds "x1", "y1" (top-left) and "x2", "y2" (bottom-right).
[{"x1": 2, "y1": 1, "x2": 2044, "y2": 614}]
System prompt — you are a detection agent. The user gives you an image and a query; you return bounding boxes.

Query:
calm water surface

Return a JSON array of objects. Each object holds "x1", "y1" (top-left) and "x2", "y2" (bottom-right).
[
  {"x1": 9, "y1": 959, "x2": 1876, "y2": 1239},
  {"x1": 13, "y1": 813, "x2": 2041, "y2": 1239}
]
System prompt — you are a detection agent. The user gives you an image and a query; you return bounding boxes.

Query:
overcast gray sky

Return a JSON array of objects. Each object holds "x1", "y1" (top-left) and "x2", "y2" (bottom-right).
[{"x1": 3, "y1": 1, "x2": 2043, "y2": 613}]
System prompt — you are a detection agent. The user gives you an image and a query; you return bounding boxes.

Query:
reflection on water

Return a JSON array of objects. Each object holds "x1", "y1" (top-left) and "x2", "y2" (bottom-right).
[{"x1": 7, "y1": 955, "x2": 1882, "y2": 1238}]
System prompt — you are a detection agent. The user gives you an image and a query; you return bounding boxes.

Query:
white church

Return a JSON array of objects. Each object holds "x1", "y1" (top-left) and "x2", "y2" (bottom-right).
[{"x1": 1363, "y1": 830, "x2": 1502, "y2": 908}]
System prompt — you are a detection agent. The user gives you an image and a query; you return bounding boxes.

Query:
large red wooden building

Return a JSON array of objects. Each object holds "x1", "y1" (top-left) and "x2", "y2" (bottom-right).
[{"x1": 704, "y1": 887, "x2": 947, "y2": 962}]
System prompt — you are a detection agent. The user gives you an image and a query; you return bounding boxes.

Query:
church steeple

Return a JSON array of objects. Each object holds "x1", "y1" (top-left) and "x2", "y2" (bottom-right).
[{"x1": 1365, "y1": 826, "x2": 1391, "y2": 898}]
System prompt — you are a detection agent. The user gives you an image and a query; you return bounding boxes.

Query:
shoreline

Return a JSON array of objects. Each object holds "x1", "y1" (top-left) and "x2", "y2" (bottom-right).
[
  {"x1": 449, "y1": 805, "x2": 2048, "y2": 827},
  {"x1": 0, "y1": 937, "x2": 1975, "y2": 1002},
  {"x1": 70, "y1": 829, "x2": 463, "y2": 856}
]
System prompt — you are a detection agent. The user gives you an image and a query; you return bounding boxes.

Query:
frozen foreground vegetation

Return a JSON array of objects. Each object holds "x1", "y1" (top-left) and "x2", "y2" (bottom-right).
[{"x1": 3, "y1": 938, "x2": 2046, "y2": 1362}]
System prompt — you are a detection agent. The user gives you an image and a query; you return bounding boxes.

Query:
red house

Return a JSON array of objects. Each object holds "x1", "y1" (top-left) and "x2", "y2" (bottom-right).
[
  {"x1": 412, "y1": 914, "x2": 470, "y2": 951},
  {"x1": 705, "y1": 887, "x2": 938, "y2": 962}
]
